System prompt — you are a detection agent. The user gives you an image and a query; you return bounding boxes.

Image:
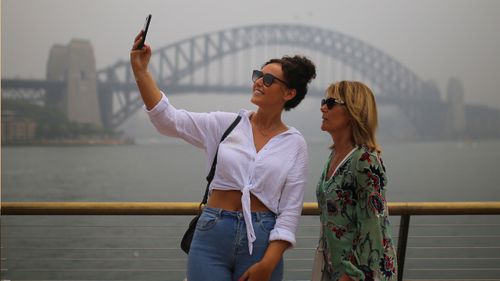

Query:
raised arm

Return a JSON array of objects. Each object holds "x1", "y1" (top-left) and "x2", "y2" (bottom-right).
[{"x1": 130, "y1": 31, "x2": 162, "y2": 110}]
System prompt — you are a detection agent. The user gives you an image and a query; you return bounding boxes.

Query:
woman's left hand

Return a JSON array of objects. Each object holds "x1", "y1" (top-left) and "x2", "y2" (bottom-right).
[
  {"x1": 130, "y1": 31, "x2": 152, "y2": 78},
  {"x1": 238, "y1": 261, "x2": 274, "y2": 281}
]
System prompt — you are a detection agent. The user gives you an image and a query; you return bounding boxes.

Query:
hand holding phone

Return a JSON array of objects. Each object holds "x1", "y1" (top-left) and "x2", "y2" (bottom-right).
[{"x1": 136, "y1": 14, "x2": 152, "y2": 50}]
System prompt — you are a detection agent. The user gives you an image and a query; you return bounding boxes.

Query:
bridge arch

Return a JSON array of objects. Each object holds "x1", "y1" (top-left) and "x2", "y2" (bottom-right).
[{"x1": 98, "y1": 24, "x2": 438, "y2": 129}]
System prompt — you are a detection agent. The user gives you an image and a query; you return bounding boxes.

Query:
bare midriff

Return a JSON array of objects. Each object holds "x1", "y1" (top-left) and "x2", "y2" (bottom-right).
[{"x1": 207, "y1": 189, "x2": 271, "y2": 212}]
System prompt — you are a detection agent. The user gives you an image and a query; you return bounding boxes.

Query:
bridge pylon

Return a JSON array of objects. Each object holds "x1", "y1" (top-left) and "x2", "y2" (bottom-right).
[{"x1": 47, "y1": 39, "x2": 102, "y2": 128}]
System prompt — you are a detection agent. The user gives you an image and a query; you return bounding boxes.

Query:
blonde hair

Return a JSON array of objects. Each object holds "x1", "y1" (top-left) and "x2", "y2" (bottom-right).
[{"x1": 325, "y1": 80, "x2": 381, "y2": 154}]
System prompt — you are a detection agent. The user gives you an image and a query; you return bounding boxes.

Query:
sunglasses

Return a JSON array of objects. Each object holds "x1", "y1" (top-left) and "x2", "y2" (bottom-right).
[
  {"x1": 321, "y1": 97, "x2": 345, "y2": 109},
  {"x1": 252, "y1": 70, "x2": 289, "y2": 88}
]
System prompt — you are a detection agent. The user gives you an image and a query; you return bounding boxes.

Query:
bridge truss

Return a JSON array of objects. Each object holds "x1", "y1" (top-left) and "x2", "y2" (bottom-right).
[{"x1": 97, "y1": 24, "x2": 441, "y2": 130}]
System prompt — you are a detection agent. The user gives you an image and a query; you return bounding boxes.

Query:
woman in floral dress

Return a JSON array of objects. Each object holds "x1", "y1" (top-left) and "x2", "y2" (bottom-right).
[{"x1": 315, "y1": 81, "x2": 397, "y2": 281}]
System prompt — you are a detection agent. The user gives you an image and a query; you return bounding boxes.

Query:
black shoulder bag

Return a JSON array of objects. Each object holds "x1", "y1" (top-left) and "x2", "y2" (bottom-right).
[{"x1": 180, "y1": 115, "x2": 242, "y2": 254}]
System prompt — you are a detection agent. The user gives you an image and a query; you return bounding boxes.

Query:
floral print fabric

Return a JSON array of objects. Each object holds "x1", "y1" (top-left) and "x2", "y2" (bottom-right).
[{"x1": 316, "y1": 146, "x2": 397, "y2": 280}]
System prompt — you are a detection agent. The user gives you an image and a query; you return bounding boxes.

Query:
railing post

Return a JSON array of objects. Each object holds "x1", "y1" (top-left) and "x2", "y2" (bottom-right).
[{"x1": 397, "y1": 214, "x2": 410, "y2": 281}]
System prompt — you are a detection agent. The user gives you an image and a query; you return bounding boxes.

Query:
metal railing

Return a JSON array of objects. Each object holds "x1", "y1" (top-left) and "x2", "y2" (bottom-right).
[{"x1": 2, "y1": 201, "x2": 500, "y2": 281}]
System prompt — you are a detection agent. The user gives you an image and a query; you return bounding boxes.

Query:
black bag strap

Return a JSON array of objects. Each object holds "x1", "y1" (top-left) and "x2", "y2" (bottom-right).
[{"x1": 200, "y1": 115, "x2": 242, "y2": 206}]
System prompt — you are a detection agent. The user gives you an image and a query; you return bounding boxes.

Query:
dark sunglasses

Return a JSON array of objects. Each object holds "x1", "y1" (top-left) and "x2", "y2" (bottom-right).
[
  {"x1": 321, "y1": 97, "x2": 345, "y2": 109},
  {"x1": 252, "y1": 70, "x2": 289, "y2": 88}
]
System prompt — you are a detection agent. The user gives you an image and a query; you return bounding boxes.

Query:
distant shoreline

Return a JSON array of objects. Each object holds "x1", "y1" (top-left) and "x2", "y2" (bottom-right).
[{"x1": 2, "y1": 137, "x2": 135, "y2": 146}]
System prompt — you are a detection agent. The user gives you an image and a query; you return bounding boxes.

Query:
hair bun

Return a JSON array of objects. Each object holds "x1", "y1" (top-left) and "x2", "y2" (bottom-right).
[
  {"x1": 263, "y1": 55, "x2": 317, "y2": 110},
  {"x1": 285, "y1": 55, "x2": 317, "y2": 84}
]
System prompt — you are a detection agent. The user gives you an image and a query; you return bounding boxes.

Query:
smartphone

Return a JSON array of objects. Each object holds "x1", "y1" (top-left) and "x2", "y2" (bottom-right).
[{"x1": 137, "y1": 14, "x2": 152, "y2": 50}]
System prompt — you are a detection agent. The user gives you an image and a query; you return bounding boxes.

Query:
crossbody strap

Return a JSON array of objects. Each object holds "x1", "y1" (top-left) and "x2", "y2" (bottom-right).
[{"x1": 200, "y1": 115, "x2": 242, "y2": 206}]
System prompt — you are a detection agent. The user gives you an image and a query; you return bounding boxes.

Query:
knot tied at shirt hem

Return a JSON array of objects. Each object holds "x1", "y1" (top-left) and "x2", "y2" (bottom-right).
[{"x1": 241, "y1": 184, "x2": 256, "y2": 255}]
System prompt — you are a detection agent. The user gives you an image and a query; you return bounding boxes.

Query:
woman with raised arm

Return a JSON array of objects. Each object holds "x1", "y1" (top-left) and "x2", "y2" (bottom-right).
[
  {"x1": 315, "y1": 81, "x2": 397, "y2": 281},
  {"x1": 130, "y1": 31, "x2": 316, "y2": 281}
]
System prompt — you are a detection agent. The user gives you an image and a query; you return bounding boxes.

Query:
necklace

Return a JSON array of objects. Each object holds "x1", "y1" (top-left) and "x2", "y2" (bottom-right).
[
  {"x1": 255, "y1": 123, "x2": 280, "y2": 137},
  {"x1": 251, "y1": 114, "x2": 282, "y2": 138},
  {"x1": 327, "y1": 155, "x2": 343, "y2": 177},
  {"x1": 327, "y1": 147, "x2": 355, "y2": 177}
]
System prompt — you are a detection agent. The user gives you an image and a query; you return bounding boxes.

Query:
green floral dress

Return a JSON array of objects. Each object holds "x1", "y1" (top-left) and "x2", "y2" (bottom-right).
[{"x1": 316, "y1": 146, "x2": 397, "y2": 281}]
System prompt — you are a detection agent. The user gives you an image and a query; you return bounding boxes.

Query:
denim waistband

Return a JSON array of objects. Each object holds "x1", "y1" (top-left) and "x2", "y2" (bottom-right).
[{"x1": 202, "y1": 206, "x2": 276, "y2": 221}]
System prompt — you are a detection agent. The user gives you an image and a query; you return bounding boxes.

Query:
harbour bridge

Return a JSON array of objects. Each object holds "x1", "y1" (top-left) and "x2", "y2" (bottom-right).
[{"x1": 2, "y1": 24, "x2": 499, "y2": 139}]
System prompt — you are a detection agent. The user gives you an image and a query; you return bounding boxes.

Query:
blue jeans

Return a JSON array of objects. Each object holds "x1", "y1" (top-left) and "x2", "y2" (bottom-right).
[{"x1": 187, "y1": 206, "x2": 284, "y2": 281}]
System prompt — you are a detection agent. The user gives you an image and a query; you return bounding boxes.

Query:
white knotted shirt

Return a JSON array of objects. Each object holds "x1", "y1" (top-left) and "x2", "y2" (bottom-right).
[{"x1": 146, "y1": 92, "x2": 308, "y2": 254}]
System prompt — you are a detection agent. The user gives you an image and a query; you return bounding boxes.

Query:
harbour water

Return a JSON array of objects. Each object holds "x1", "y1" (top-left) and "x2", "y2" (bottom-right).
[
  {"x1": 2, "y1": 140, "x2": 500, "y2": 280},
  {"x1": 3, "y1": 140, "x2": 500, "y2": 202}
]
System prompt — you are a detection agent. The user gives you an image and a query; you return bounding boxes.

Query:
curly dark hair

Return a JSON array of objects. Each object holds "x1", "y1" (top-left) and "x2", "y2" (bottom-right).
[{"x1": 263, "y1": 55, "x2": 316, "y2": 111}]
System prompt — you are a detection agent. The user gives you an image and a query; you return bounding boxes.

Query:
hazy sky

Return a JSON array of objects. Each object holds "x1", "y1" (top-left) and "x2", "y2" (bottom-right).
[{"x1": 2, "y1": 0, "x2": 500, "y2": 110}]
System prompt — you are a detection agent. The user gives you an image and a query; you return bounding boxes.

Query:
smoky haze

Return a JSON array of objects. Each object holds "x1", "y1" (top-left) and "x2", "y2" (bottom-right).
[{"x1": 2, "y1": 0, "x2": 500, "y2": 140}]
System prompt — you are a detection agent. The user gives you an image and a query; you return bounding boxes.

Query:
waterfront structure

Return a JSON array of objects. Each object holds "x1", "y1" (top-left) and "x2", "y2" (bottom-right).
[{"x1": 1, "y1": 110, "x2": 37, "y2": 143}]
